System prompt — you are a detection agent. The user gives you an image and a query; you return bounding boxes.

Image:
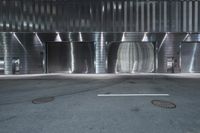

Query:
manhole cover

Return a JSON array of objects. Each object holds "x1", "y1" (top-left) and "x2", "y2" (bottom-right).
[
  {"x1": 32, "y1": 97, "x2": 55, "y2": 104},
  {"x1": 151, "y1": 100, "x2": 176, "y2": 109}
]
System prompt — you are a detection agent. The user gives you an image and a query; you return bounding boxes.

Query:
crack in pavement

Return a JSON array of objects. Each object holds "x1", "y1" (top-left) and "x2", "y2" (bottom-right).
[
  {"x1": 0, "y1": 116, "x2": 17, "y2": 123},
  {"x1": 0, "y1": 79, "x2": 128, "y2": 106}
]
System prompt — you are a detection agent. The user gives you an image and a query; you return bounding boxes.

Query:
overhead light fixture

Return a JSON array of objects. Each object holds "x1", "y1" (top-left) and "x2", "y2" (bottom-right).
[
  {"x1": 142, "y1": 32, "x2": 148, "y2": 42},
  {"x1": 55, "y1": 32, "x2": 62, "y2": 42},
  {"x1": 79, "y1": 32, "x2": 83, "y2": 42},
  {"x1": 121, "y1": 32, "x2": 125, "y2": 42}
]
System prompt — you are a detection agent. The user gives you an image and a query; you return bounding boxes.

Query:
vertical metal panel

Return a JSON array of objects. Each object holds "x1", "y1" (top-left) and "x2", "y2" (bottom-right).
[
  {"x1": 158, "y1": 1, "x2": 162, "y2": 32},
  {"x1": 1, "y1": 33, "x2": 12, "y2": 74},
  {"x1": 0, "y1": 0, "x2": 200, "y2": 32},
  {"x1": 163, "y1": 1, "x2": 167, "y2": 31},
  {"x1": 147, "y1": 2, "x2": 150, "y2": 32},
  {"x1": 183, "y1": 1, "x2": 187, "y2": 32},
  {"x1": 189, "y1": 1, "x2": 193, "y2": 31},
  {"x1": 194, "y1": 1, "x2": 198, "y2": 32},
  {"x1": 175, "y1": 1, "x2": 179, "y2": 32},
  {"x1": 129, "y1": 1, "x2": 133, "y2": 31},
  {"x1": 141, "y1": 2, "x2": 144, "y2": 31},
  {"x1": 152, "y1": 1, "x2": 156, "y2": 32},
  {"x1": 124, "y1": 1, "x2": 127, "y2": 32},
  {"x1": 95, "y1": 33, "x2": 106, "y2": 73},
  {"x1": 0, "y1": 1, "x2": 3, "y2": 31},
  {"x1": 136, "y1": 1, "x2": 139, "y2": 32}
]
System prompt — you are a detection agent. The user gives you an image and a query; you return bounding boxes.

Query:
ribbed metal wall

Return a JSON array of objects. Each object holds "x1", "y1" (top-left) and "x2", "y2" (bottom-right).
[
  {"x1": 0, "y1": 33, "x2": 44, "y2": 74},
  {"x1": 1, "y1": 32, "x2": 200, "y2": 74},
  {"x1": 0, "y1": 0, "x2": 200, "y2": 32}
]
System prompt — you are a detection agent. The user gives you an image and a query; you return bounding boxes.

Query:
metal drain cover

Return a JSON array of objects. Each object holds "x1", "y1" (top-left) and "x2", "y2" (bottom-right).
[
  {"x1": 151, "y1": 100, "x2": 176, "y2": 109},
  {"x1": 32, "y1": 97, "x2": 55, "y2": 104}
]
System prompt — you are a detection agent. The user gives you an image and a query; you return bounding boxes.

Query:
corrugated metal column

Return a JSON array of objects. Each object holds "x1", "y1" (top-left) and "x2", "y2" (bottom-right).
[
  {"x1": 95, "y1": 33, "x2": 106, "y2": 73},
  {"x1": 0, "y1": 0, "x2": 3, "y2": 31},
  {"x1": 164, "y1": 1, "x2": 167, "y2": 31},
  {"x1": 136, "y1": 2, "x2": 139, "y2": 32},
  {"x1": 189, "y1": 1, "x2": 193, "y2": 31},
  {"x1": 2, "y1": 33, "x2": 12, "y2": 75},
  {"x1": 129, "y1": 1, "x2": 133, "y2": 31},
  {"x1": 175, "y1": 1, "x2": 179, "y2": 32},
  {"x1": 152, "y1": 2, "x2": 156, "y2": 32},
  {"x1": 147, "y1": 1, "x2": 150, "y2": 32},
  {"x1": 194, "y1": 1, "x2": 198, "y2": 32},
  {"x1": 159, "y1": 1, "x2": 162, "y2": 31},
  {"x1": 141, "y1": 2, "x2": 144, "y2": 31},
  {"x1": 112, "y1": 1, "x2": 116, "y2": 32},
  {"x1": 183, "y1": 1, "x2": 187, "y2": 32},
  {"x1": 124, "y1": 1, "x2": 127, "y2": 32}
]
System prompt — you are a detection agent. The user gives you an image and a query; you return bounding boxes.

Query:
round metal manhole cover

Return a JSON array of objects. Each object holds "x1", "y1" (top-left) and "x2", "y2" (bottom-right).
[
  {"x1": 151, "y1": 100, "x2": 176, "y2": 109},
  {"x1": 32, "y1": 97, "x2": 55, "y2": 104}
]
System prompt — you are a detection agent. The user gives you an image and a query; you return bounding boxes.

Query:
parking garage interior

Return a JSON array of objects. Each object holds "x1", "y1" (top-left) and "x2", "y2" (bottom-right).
[{"x1": 1, "y1": 0, "x2": 200, "y2": 133}]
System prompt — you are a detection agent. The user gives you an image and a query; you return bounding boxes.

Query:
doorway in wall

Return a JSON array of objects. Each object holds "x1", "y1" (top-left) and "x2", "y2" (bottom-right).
[
  {"x1": 180, "y1": 42, "x2": 200, "y2": 73},
  {"x1": 46, "y1": 42, "x2": 95, "y2": 73},
  {"x1": 107, "y1": 42, "x2": 155, "y2": 73}
]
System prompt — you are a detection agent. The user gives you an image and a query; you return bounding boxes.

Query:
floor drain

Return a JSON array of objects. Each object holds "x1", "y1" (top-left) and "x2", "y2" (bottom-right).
[
  {"x1": 32, "y1": 97, "x2": 55, "y2": 104},
  {"x1": 151, "y1": 100, "x2": 176, "y2": 109}
]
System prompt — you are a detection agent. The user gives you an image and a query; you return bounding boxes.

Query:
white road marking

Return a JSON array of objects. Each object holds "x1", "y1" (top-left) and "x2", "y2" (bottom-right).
[{"x1": 97, "y1": 94, "x2": 170, "y2": 97}]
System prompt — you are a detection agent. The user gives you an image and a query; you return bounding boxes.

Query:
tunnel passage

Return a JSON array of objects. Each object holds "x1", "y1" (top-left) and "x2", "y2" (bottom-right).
[{"x1": 107, "y1": 42, "x2": 155, "y2": 73}]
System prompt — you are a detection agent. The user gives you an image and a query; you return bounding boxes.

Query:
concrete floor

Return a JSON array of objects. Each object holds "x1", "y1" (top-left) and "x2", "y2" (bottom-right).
[{"x1": 0, "y1": 74, "x2": 200, "y2": 133}]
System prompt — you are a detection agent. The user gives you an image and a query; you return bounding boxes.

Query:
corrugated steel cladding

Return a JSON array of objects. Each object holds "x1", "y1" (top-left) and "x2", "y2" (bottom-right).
[{"x1": 0, "y1": 0, "x2": 200, "y2": 32}]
